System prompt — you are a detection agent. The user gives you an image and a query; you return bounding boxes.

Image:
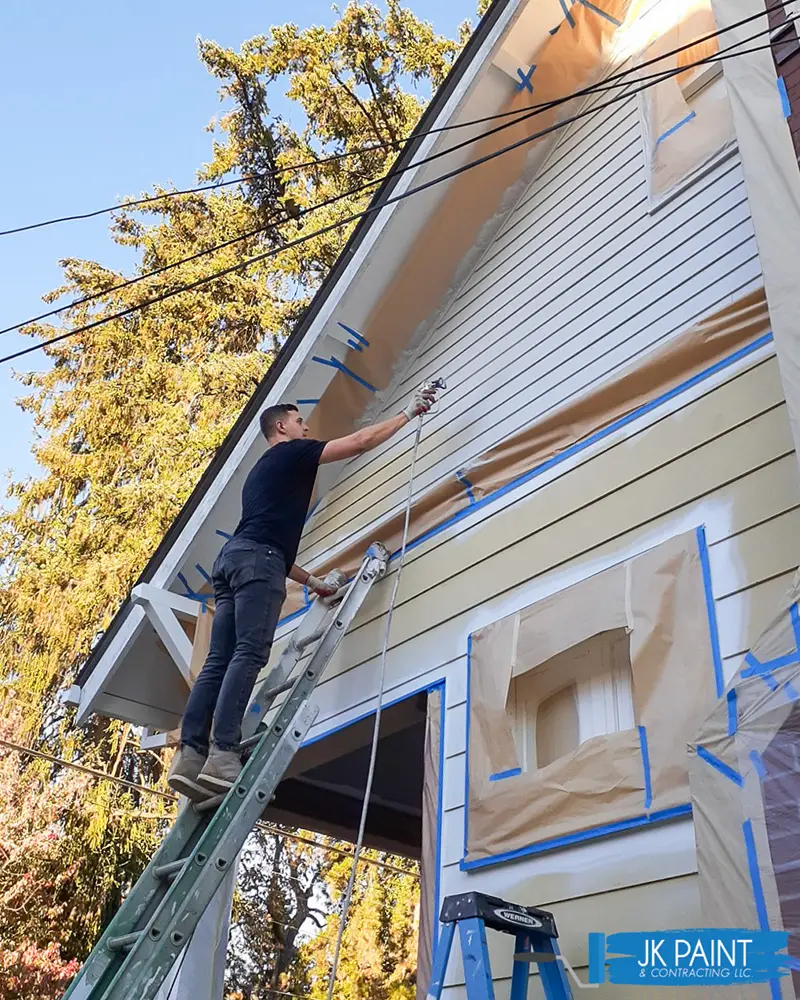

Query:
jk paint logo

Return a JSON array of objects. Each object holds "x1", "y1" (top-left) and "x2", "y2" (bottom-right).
[{"x1": 585, "y1": 929, "x2": 791, "y2": 986}]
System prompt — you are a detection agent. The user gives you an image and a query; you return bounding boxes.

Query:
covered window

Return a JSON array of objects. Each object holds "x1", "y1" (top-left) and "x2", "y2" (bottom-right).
[
  {"x1": 509, "y1": 629, "x2": 634, "y2": 771},
  {"x1": 637, "y1": 0, "x2": 736, "y2": 208},
  {"x1": 465, "y1": 529, "x2": 720, "y2": 867}
]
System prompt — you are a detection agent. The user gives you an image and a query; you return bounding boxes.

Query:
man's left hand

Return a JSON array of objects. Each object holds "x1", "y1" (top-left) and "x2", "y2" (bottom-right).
[{"x1": 307, "y1": 574, "x2": 338, "y2": 597}]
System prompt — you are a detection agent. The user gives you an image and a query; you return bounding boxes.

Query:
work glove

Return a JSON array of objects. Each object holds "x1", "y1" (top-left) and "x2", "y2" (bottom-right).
[
  {"x1": 307, "y1": 574, "x2": 339, "y2": 597},
  {"x1": 401, "y1": 385, "x2": 437, "y2": 422}
]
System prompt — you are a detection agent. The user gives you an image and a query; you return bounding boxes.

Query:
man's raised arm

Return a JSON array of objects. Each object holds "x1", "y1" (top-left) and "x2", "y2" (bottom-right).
[{"x1": 320, "y1": 386, "x2": 437, "y2": 465}]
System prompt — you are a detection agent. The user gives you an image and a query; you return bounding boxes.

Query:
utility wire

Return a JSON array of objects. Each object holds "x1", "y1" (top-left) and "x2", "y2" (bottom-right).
[
  {"x1": 0, "y1": 12, "x2": 787, "y2": 341},
  {"x1": 0, "y1": 737, "x2": 417, "y2": 878},
  {"x1": 1, "y1": 0, "x2": 790, "y2": 239},
  {"x1": 0, "y1": 37, "x2": 780, "y2": 368}
]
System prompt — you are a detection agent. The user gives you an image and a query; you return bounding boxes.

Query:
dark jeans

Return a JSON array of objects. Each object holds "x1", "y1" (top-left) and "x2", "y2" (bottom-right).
[{"x1": 181, "y1": 538, "x2": 286, "y2": 754}]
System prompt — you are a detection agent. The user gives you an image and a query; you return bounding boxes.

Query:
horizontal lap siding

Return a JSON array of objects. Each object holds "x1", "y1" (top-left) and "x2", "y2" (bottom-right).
[
  {"x1": 276, "y1": 354, "x2": 800, "y2": 983},
  {"x1": 281, "y1": 355, "x2": 798, "y2": 739},
  {"x1": 298, "y1": 89, "x2": 759, "y2": 566}
]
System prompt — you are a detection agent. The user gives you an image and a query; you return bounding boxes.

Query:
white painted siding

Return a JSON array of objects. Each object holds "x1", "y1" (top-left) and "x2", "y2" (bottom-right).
[{"x1": 297, "y1": 82, "x2": 760, "y2": 567}]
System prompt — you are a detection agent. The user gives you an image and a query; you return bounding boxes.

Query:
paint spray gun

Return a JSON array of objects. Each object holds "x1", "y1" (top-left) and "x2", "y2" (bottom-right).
[{"x1": 418, "y1": 377, "x2": 446, "y2": 415}]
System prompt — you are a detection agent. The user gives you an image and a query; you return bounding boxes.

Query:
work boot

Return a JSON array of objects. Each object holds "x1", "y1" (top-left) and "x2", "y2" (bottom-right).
[
  {"x1": 197, "y1": 746, "x2": 243, "y2": 794},
  {"x1": 167, "y1": 746, "x2": 208, "y2": 801}
]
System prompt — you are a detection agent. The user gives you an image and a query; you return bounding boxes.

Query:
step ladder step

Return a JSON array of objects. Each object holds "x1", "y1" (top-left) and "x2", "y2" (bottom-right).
[{"x1": 428, "y1": 892, "x2": 572, "y2": 1000}]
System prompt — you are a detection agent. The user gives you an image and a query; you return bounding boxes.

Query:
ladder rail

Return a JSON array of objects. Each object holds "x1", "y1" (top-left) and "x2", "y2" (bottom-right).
[{"x1": 62, "y1": 542, "x2": 389, "y2": 1000}]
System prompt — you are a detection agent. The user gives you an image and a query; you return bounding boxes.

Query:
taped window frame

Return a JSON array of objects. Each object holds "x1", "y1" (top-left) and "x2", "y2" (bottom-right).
[
  {"x1": 462, "y1": 527, "x2": 722, "y2": 871},
  {"x1": 637, "y1": 0, "x2": 738, "y2": 214},
  {"x1": 510, "y1": 628, "x2": 635, "y2": 772}
]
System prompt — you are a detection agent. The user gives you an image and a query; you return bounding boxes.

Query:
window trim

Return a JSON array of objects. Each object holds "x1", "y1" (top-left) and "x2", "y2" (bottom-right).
[{"x1": 510, "y1": 629, "x2": 635, "y2": 773}]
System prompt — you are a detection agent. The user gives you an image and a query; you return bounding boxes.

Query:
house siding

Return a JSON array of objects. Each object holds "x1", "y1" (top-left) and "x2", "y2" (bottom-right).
[
  {"x1": 298, "y1": 83, "x2": 760, "y2": 567},
  {"x1": 261, "y1": 65, "x2": 800, "y2": 994}
]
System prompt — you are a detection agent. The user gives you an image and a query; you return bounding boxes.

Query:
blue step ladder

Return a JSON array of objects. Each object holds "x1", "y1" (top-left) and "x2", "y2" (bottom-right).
[{"x1": 428, "y1": 892, "x2": 573, "y2": 1000}]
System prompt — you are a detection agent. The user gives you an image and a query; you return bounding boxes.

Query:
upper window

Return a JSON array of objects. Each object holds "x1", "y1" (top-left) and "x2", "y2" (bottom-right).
[
  {"x1": 509, "y1": 628, "x2": 634, "y2": 771},
  {"x1": 637, "y1": 0, "x2": 736, "y2": 208}
]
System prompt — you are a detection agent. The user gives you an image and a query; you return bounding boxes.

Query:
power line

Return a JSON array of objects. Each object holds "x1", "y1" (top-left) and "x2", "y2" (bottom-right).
[
  {"x1": 1, "y1": 35, "x2": 782, "y2": 368},
  {"x1": 0, "y1": 11, "x2": 787, "y2": 342},
  {"x1": 0, "y1": 737, "x2": 417, "y2": 878},
  {"x1": 1, "y1": 0, "x2": 789, "y2": 240}
]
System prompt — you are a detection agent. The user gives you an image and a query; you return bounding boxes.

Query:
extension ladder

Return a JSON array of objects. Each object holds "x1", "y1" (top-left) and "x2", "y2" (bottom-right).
[
  {"x1": 428, "y1": 892, "x2": 573, "y2": 1000},
  {"x1": 63, "y1": 542, "x2": 390, "y2": 1000}
]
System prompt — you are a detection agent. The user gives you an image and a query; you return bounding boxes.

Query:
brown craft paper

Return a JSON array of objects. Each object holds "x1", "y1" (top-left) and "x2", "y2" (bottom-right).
[
  {"x1": 306, "y1": 0, "x2": 636, "y2": 468},
  {"x1": 465, "y1": 530, "x2": 717, "y2": 863},
  {"x1": 280, "y1": 287, "x2": 770, "y2": 619}
]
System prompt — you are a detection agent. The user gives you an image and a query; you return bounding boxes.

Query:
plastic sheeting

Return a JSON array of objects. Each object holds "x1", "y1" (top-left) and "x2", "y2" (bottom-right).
[
  {"x1": 690, "y1": 571, "x2": 800, "y2": 999},
  {"x1": 280, "y1": 287, "x2": 771, "y2": 620},
  {"x1": 465, "y1": 529, "x2": 717, "y2": 864}
]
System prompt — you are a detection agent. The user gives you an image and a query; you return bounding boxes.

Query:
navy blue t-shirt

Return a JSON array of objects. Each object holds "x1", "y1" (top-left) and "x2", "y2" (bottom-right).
[{"x1": 234, "y1": 438, "x2": 326, "y2": 571}]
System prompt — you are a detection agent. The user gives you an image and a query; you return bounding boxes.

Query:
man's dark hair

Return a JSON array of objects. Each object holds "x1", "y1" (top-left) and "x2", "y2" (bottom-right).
[{"x1": 260, "y1": 404, "x2": 298, "y2": 440}]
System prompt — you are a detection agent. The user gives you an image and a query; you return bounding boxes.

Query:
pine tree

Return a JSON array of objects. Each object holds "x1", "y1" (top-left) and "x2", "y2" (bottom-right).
[{"x1": 0, "y1": 2, "x2": 482, "y2": 994}]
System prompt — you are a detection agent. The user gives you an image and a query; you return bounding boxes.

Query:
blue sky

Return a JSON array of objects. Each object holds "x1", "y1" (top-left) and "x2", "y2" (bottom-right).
[{"x1": 0, "y1": 0, "x2": 473, "y2": 500}]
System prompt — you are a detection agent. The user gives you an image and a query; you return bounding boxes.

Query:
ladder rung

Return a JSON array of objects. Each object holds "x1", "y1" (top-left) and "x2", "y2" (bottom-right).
[
  {"x1": 261, "y1": 678, "x2": 294, "y2": 701},
  {"x1": 295, "y1": 627, "x2": 326, "y2": 651},
  {"x1": 239, "y1": 729, "x2": 266, "y2": 750},
  {"x1": 153, "y1": 858, "x2": 187, "y2": 881},
  {"x1": 194, "y1": 792, "x2": 227, "y2": 813},
  {"x1": 108, "y1": 931, "x2": 143, "y2": 952}
]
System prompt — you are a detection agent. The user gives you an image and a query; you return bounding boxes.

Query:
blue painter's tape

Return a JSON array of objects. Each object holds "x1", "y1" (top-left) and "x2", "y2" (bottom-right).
[
  {"x1": 743, "y1": 650, "x2": 800, "y2": 676},
  {"x1": 195, "y1": 563, "x2": 212, "y2": 586},
  {"x1": 749, "y1": 749, "x2": 767, "y2": 781},
  {"x1": 489, "y1": 767, "x2": 522, "y2": 782},
  {"x1": 638, "y1": 726, "x2": 653, "y2": 809},
  {"x1": 656, "y1": 111, "x2": 697, "y2": 147},
  {"x1": 761, "y1": 671, "x2": 780, "y2": 693},
  {"x1": 697, "y1": 526, "x2": 725, "y2": 698},
  {"x1": 696, "y1": 744, "x2": 743, "y2": 786},
  {"x1": 388, "y1": 335, "x2": 773, "y2": 565},
  {"x1": 791, "y1": 603, "x2": 800, "y2": 647},
  {"x1": 778, "y1": 76, "x2": 791, "y2": 118},
  {"x1": 459, "y1": 804, "x2": 692, "y2": 870},
  {"x1": 296, "y1": 398, "x2": 320, "y2": 405},
  {"x1": 177, "y1": 572, "x2": 211, "y2": 612},
  {"x1": 516, "y1": 65, "x2": 535, "y2": 93},
  {"x1": 727, "y1": 688, "x2": 738, "y2": 737},
  {"x1": 215, "y1": 529, "x2": 233, "y2": 540},
  {"x1": 743, "y1": 818, "x2": 770, "y2": 930},
  {"x1": 302, "y1": 585, "x2": 310, "y2": 605},
  {"x1": 311, "y1": 356, "x2": 376, "y2": 392},
  {"x1": 250, "y1": 703, "x2": 261, "y2": 714},
  {"x1": 579, "y1": 0, "x2": 622, "y2": 25},
  {"x1": 337, "y1": 322, "x2": 369, "y2": 347},
  {"x1": 346, "y1": 340, "x2": 363, "y2": 352},
  {"x1": 738, "y1": 822, "x2": 781, "y2": 1000},
  {"x1": 558, "y1": 0, "x2": 576, "y2": 27},
  {"x1": 456, "y1": 470, "x2": 477, "y2": 505}
]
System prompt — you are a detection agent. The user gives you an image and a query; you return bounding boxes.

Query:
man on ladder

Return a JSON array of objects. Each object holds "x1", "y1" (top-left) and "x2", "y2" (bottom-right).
[{"x1": 168, "y1": 385, "x2": 438, "y2": 799}]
